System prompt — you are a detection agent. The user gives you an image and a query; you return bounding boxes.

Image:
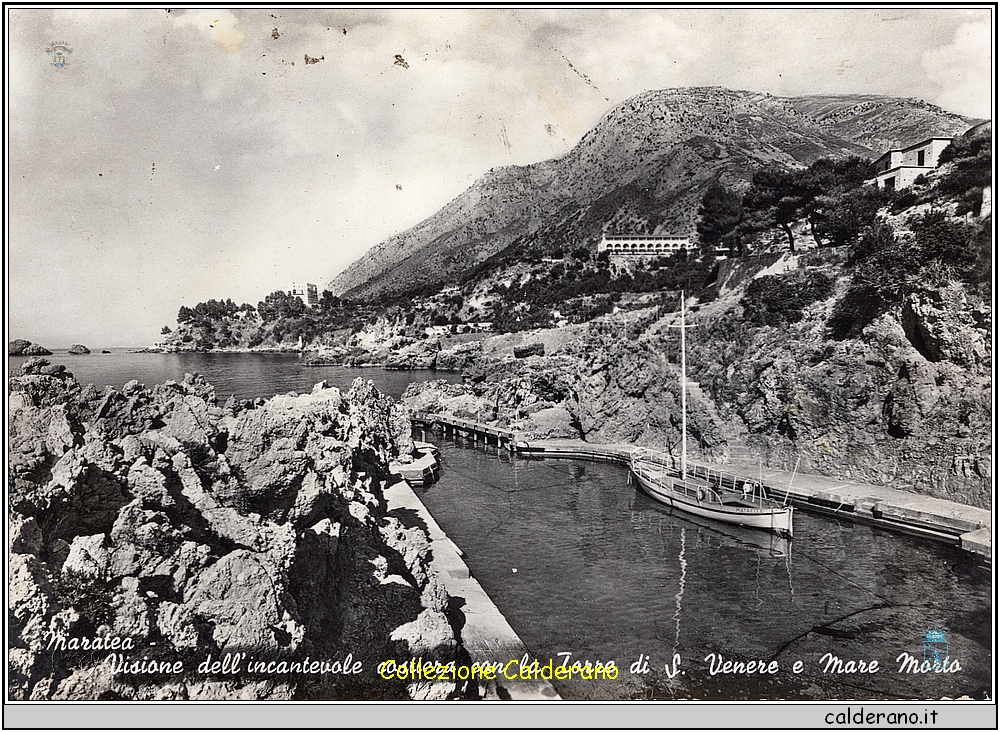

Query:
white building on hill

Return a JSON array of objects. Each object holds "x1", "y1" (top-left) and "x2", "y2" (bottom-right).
[
  {"x1": 598, "y1": 234, "x2": 693, "y2": 256},
  {"x1": 872, "y1": 137, "x2": 952, "y2": 190},
  {"x1": 289, "y1": 283, "x2": 318, "y2": 308}
]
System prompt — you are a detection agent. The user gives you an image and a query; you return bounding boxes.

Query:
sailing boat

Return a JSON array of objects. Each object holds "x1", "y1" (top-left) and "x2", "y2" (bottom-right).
[{"x1": 629, "y1": 291, "x2": 794, "y2": 538}]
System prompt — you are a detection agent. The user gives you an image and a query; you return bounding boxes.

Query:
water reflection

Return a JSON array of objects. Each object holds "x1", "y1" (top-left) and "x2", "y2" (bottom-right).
[{"x1": 417, "y1": 434, "x2": 991, "y2": 701}]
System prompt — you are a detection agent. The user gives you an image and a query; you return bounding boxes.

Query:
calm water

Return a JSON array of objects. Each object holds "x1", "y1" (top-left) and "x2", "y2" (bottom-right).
[
  {"x1": 416, "y1": 435, "x2": 992, "y2": 701},
  {"x1": 7, "y1": 350, "x2": 461, "y2": 401},
  {"x1": 6, "y1": 353, "x2": 991, "y2": 701}
]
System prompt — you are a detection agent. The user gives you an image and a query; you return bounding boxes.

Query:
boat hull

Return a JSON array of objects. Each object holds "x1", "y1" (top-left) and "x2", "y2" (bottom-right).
[{"x1": 631, "y1": 461, "x2": 793, "y2": 538}]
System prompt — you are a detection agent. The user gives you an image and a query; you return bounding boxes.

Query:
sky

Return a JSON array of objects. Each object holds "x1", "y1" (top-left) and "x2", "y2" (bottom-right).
[{"x1": 6, "y1": 7, "x2": 993, "y2": 347}]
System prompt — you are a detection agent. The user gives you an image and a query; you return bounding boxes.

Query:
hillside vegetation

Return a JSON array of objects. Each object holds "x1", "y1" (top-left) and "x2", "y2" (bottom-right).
[
  {"x1": 164, "y1": 92, "x2": 990, "y2": 508},
  {"x1": 325, "y1": 87, "x2": 974, "y2": 302}
]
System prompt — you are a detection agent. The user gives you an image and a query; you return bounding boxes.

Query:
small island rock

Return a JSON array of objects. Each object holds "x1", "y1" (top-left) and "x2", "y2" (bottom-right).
[
  {"x1": 10, "y1": 340, "x2": 52, "y2": 356},
  {"x1": 67, "y1": 344, "x2": 91, "y2": 355}
]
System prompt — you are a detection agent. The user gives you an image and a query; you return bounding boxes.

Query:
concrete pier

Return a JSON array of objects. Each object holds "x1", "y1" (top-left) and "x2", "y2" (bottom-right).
[
  {"x1": 384, "y1": 479, "x2": 561, "y2": 700},
  {"x1": 514, "y1": 438, "x2": 991, "y2": 563},
  {"x1": 410, "y1": 411, "x2": 517, "y2": 450}
]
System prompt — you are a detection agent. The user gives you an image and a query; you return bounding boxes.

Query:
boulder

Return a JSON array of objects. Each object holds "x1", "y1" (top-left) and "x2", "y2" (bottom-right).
[
  {"x1": 513, "y1": 342, "x2": 545, "y2": 358},
  {"x1": 24, "y1": 343, "x2": 53, "y2": 356},
  {"x1": 67, "y1": 345, "x2": 91, "y2": 355},
  {"x1": 9, "y1": 339, "x2": 32, "y2": 355},
  {"x1": 62, "y1": 534, "x2": 110, "y2": 579},
  {"x1": 6, "y1": 369, "x2": 461, "y2": 701}
]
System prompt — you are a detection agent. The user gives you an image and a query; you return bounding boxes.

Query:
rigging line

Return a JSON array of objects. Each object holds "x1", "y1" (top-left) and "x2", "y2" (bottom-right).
[
  {"x1": 767, "y1": 601, "x2": 937, "y2": 663},
  {"x1": 792, "y1": 546, "x2": 894, "y2": 604},
  {"x1": 785, "y1": 546, "x2": 796, "y2": 604}
]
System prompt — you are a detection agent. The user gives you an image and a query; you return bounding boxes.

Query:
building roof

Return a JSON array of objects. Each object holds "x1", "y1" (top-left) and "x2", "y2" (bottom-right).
[
  {"x1": 874, "y1": 136, "x2": 953, "y2": 159},
  {"x1": 602, "y1": 234, "x2": 689, "y2": 240}
]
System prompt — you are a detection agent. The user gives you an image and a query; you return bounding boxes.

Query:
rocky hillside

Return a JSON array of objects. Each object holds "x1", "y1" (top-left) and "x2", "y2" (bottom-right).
[
  {"x1": 404, "y1": 246, "x2": 990, "y2": 509},
  {"x1": 327, "y1": 87, "x2": 974, "y2": 302},
  {"x1": 8, "y1": 359, "x2": 463, "y2": 700}
]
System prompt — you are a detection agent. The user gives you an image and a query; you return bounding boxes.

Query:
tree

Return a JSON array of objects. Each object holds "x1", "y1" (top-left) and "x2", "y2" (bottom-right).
[
  {"x1": 160, "y1": 325, "x2": 172, "y2": 335},
  {"x1": 697, "y1": 179, "x2": 743, "y2": 252},
  {"x1": 811, "y1": 187, "x2": 887, "y2": 247},
  {"x1": 745, "y1": 165, "x2": 801, "y2": 252},
  {"x1": 743, "y1": 157, "x2": 876, "y2": 252},
  {"x1": 742, "y1": 270, "x2": 835, "y2": 327},
  {"x1": 177, "y1": 305, "x2": 197, "y2": 324},
  {"x1": 257, "y1": 290, "x2": 306, "y2": 322},
  {"x1": 319, "y1": 290, "x2": 341, "y2": 311}
]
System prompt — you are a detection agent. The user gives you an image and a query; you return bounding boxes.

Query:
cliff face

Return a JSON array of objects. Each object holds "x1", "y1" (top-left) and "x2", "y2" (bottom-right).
[
  {"x1": 402, "y1": 352, "x2": 582, "y2": 441},
  {"x1": 703, "y1": 282, "x2": 992, "y2": 506},
  {"x1": 8, "y1": 359, "x2": 459, "y2": 700},
  {"x1": 566, "y1": 255, "x2": 991, "y2": 508},
  {"x1": 327, "y1": 87, "x2": 974, "y2": 302},
  {"x1": 399, "y1": 245, "x2": 990, "y2": 510}
]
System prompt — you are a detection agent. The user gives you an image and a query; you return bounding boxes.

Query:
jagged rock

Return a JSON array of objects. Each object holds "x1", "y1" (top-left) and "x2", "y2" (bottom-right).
[
  {"x1": 384, "y1": 339, "x2": 440, "y2": 370},
  {"x1": 513, "y1": 342, "x2": 545, "y2": 358},
  {"x1": 435, "y1": 340, "x2": 483, "y2": 371},
  {"x1": 10, "y1": 513, "x2": 44, "y2": 556},
  {"x1": 62, "y1": 534, "x2": 110, "y2": 579},
  {"x1": 156, "y1": 602, "x2": 200, "y2": 649},
  {"x1": 390, "y1": 607, "x2": 457, "y2": 661},
  {"x1": 10, "y1": 554, "x2": 56, "y2": 629},
  {"x1": 185, "y1": 549, "x2": 301, "y2": 654},
  {"x1": 125, "y1": 460, "x2": 174, "y2": 507},
  {"x1": 159, "y1": 395, "x2": 221, "y2": 446},
  {"x1": 7, "y1": 370, "x2": 461, "y2": 700},
  {"x1": 901, "y1": 286, "x2": 989, "y2": 368},
  {"x1": 67, "y1": 345, "x2": 91, "y2": 355},
  {"x1": 24, "y1": 343, "x2": 54, "y2": 355},
  {"x1": 112, "y1": 576, "x2": 153, "y2": 637},
  {"x1": 401, "y1": 380, "x2": 491, "y2": 421},
  {"x1": 44, "y1": 449, "x2": 128, "y2": 540}
]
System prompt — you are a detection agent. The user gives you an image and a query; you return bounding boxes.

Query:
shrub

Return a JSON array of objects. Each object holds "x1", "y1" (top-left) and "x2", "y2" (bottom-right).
[{"x1": 741, "y1": 270, "x2": 836, "y2": 327}]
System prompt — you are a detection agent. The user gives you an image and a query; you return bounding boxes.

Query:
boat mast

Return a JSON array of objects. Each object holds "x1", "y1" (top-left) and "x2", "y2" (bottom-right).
[{"x1": 680, "y1": 290, "x2": 687, "y2": 481}]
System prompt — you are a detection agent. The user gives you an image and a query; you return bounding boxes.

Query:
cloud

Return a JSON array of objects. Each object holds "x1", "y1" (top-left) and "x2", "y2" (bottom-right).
[{"x1": 923, "y1": 21, "x2": 993, "y2": 118}]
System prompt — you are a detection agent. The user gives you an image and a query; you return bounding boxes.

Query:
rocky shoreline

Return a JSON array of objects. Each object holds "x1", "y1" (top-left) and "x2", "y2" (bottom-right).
[{"x1": 8, "y1": 358, "x2": 466, "y2": 700}]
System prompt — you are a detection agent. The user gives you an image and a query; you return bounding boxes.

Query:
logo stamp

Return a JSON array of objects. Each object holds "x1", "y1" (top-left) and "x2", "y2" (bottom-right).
[
  {"x1": 46, "y1": 42, "x2": 72, "y2": 68},
  {"x1": 922, "y1": 627, "x2": 949, "y2": 670}
]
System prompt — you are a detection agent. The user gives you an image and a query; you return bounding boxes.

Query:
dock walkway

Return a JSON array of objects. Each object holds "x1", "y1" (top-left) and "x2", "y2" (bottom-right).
[
  {"x1": 384, "y1": 480, "x2": 560, "y2": 700},
  {"x1": 411, "y1": 411, "x2": 517, "y2": 449},
  {"x1": 516, "y1": 438, "x2": 991, "y2": 562}
]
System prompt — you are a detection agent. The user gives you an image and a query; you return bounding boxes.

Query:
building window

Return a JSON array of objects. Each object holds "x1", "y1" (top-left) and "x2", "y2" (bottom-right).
[
  {"x1": 884, "y1": 177, "x2": 895, "y2": 190},
  {"x1": 917, "y1": 150, "x2": 925, "y2": 166}
]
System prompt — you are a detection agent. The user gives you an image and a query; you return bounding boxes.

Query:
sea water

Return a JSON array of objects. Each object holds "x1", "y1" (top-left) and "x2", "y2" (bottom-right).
[
  {"x1": 415, "y1": 435, "x2": 992, "y2": 701},
  {"x1": 6, "y1": 352, "x2": 991, "y2": 701},
  {"x1": 7, "y1": 350, "x2": 461, "y2": 401}
]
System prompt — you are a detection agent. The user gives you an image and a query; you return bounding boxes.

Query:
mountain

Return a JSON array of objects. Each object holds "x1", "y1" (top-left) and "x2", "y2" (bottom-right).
[{"x1": 326, "y1": 87, "x2": 976, "y2": 302}]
